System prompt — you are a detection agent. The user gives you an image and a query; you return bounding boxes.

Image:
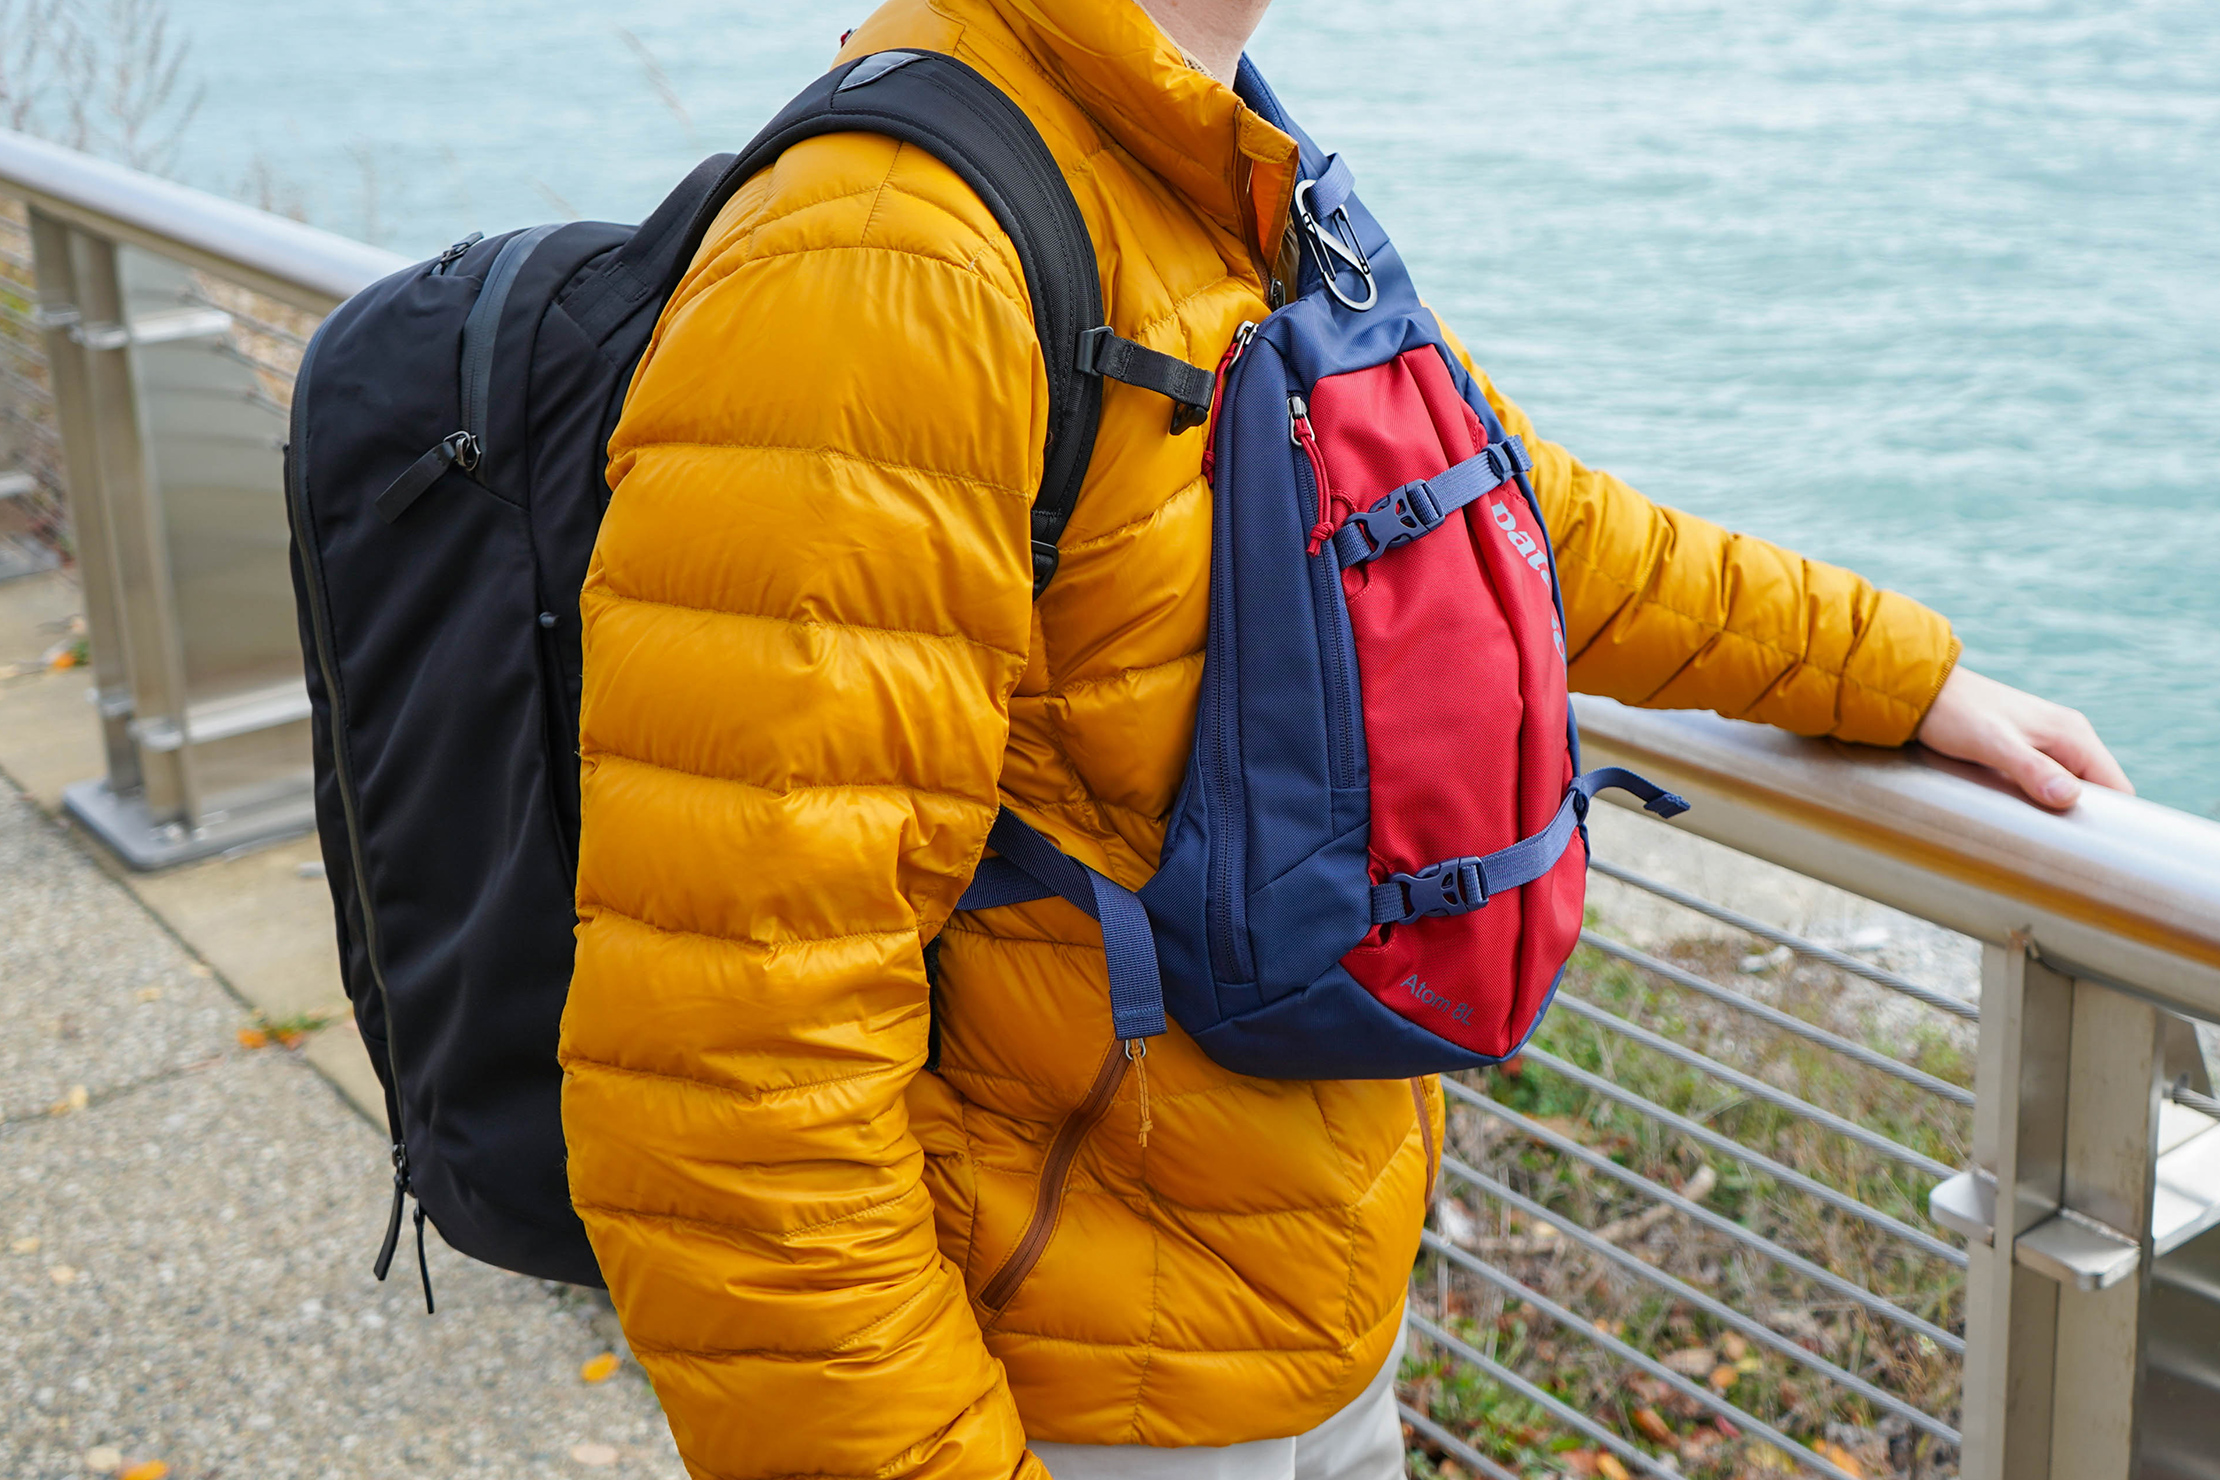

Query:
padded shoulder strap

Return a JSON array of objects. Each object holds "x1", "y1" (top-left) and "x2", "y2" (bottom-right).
[{"x1": 577, "y1": 51, "x2": 1107, "y2": 596}]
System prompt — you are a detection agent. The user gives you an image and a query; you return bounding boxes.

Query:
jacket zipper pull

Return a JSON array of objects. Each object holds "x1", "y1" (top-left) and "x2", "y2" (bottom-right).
[
  {"x1": 1289, "y1": 397, "x2": 1337, "y2": 554},
  {"x1": 1126, "y1": 1039, "x2": 1152, "y2": 1149}
]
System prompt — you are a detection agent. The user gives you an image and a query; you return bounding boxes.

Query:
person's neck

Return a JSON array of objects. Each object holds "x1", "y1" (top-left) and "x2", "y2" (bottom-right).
[{"x1": 1134, "y1": 0, "x2": 1272, "y2": 83}]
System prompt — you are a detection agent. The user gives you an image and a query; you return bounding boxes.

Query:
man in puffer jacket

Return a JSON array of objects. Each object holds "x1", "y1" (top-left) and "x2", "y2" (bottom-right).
[{"x1": 559, "y1": 2, "x2": 2129, "y2": 1477}]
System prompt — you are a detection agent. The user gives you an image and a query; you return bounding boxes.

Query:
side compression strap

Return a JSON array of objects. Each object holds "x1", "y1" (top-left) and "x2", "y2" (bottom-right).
[
  {"x1": 1331, "y1": 435, "x2": 1533, "y2": 569},
  {"x1": 1077, "y1": 326, "x2": 1216, "y2": 433},
  {"x1": 1369, "y1": 768, "x2": 1690, "y2": 925},
  {"x1": 954, "y1": 808, "x2": 1167, "y2": 1043}
]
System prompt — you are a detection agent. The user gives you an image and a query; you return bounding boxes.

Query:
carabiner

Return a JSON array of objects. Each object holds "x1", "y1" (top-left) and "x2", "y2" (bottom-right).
[{"x1": 1292, "y1": 179, "x2": 1378, "y2": 313}]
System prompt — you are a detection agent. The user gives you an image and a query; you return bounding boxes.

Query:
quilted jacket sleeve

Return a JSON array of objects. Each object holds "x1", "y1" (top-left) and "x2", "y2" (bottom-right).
[
  {"x1": 1439, "y1": 326, "x2": 1960, "y2": 743},
  {"x1": 558, "y1": 135, "x2": 1045, "y2": 1480}
]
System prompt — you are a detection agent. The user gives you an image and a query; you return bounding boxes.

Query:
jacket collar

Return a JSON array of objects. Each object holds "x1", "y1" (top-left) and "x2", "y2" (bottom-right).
[{"x1": 977, "y1": 0, "x2": 1300, "y2": 282}]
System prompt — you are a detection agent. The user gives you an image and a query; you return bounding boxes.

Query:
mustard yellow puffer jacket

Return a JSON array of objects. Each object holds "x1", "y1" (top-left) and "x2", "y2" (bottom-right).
[{"x1": 559, "y1": 2, "x2": 1961, "y2": 1476}]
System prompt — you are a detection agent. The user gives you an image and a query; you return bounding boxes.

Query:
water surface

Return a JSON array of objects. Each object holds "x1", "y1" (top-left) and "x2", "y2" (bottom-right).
[{"x1": 166, "y1": 0, "x2": 2220, "y2": 812}]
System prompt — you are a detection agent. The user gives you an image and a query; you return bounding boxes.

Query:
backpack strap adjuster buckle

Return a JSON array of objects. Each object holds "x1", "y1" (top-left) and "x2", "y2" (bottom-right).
[
  {"x1": 1333, "y1": 477, "x2": 1440, "y2": 567},
  {"x1": 1376, "y1": 856, "x2": 1491, "y2": 925}
]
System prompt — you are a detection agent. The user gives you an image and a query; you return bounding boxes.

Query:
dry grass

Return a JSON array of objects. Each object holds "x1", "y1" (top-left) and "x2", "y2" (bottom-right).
[{"x1": 1400, "y1": 921, "x2": 1975, "y2": 1480}]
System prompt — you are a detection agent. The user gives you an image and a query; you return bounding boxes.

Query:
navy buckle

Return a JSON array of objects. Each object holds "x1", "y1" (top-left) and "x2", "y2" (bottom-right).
[
  {"x1": 1338, "y1": 478, "x2": 1440, "y2": 564},
  {"x1": 1387, "y1": 856, "x2": 1490, "y2": 922}
]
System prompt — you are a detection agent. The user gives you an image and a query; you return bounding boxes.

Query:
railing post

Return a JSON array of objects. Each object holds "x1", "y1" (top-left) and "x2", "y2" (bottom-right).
[
  {"x1": 1960, "y1": 934, "x2": 2072, "y2": 1479},
  {"x1": 1959, "y1": 935, "x2": 2165, "y2": 1479},
  {"x1": 2046, "y1": 974, "x2": 2162, "y2": 1474},
  {"x1": 26, "y1": 208, "x2": 137, "y2": 791},
  {"x1": 73, "y1": 230, "x2": 199, "y2": 829}
]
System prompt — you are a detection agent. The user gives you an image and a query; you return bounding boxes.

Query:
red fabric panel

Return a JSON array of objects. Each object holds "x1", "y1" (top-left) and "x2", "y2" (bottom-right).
[{"x1": 1307, "y1": 349, "x2": 1582, "y2": 1057}]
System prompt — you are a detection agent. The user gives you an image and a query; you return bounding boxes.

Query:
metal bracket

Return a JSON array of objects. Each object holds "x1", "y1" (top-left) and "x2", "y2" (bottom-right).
[{"x1": 1931, "y1": 1166, "x2": 2154, "y2": 1291}]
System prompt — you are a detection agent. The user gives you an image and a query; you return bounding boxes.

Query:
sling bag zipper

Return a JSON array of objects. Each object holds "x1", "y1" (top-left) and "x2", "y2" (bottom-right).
[{"x1": 1289, "y1": 397, "x2": 1360, "y2": 790}]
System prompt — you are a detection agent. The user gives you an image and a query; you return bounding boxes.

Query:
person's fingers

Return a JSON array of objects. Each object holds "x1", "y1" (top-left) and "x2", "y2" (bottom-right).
[
  {"x1": 2032, "y1": 710, "x2": 2135, "y2": 794},
  {"x1": 1997, "y1": 732, "x2": 2083, "y2": 809}
]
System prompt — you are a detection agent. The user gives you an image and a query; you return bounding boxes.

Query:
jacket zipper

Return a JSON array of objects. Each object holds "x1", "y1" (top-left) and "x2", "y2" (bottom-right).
[
  {"x1": 1289, "y1": 398, "x2": 1360, "y2": 790},
  {"x1": 1409, "y1": 1077, "x2": 1439, "y2": 1208},
  {"x1": 286, "y1": 317, "x2": 426, "y2": 1296},
  {"x1": 978, "y1": 1040, "x2": 1130, "y2": 1315}
]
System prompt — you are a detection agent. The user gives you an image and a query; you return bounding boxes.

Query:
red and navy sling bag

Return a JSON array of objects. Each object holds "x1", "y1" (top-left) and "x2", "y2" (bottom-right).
[{"x1": 961, "y1": 58, "x2": 1688, "y2": 1079}]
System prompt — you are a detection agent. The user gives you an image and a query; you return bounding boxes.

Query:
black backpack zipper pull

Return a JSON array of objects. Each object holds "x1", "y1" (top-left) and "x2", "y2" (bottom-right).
[
  {"x1": 373, "y1": 431, "x2": 481, "y2": 525},
  {"x1": 372, "y1": 1142, "x2": 436, "y2": 1312},
  {"x1": 432, "y1": 232, "x2": 484, "y2": 274},
  {"x1": 373, "y1": 1140, "x2": 411, "y2": 1281}
]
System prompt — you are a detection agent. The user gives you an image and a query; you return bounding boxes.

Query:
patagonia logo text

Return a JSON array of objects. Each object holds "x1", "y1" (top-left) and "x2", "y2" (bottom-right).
[{"x1": 1485, "y1": 498, "x2": 1568, "y2": 660}]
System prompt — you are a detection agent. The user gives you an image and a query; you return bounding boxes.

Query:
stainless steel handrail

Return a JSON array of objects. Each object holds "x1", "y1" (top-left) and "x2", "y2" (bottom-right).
[
  {"x1": 0, "y1": 128, "x2": 404, "y2": 312},
  {"x1": 1576, "y1": 696, "x2": 2220, "y2": 1016}
]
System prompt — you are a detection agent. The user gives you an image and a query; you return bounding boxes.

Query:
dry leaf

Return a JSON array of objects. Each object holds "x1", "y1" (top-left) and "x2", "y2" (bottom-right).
[
  {"x1": 117, "y1": 1464, "x2": 168, "y2": 1480},
  {"x1": 11, "y1": 1236, "x2": 38, "y2": 1255},
  {"x1": 1708, "y1": 1364, "x2": 1738, "y2": 1392},
  {"x1": 48, "y1": 1264, "x2": 77, "y2": 1285},
  {"x1": 1436, "y1": 1464, "x2": 1465, "y2": 1480},
  {"x1": 1631, "y1": 1406, "x2": 1673, "y2": 1443},
  {"x1": 237, "y1": 1028, "x2": 269, "y2": 1050},
  {"x1": 81, "y1": 1445, "x2": 121, "y2": 1473},
  {"x1": 570, "y1": 1443, "x2": 618, "y2": 1467},
  {"x1": 1661, "y1": 1347, "x2": 1715, "y2": 1376},
  {"x1": 579, "y1": 1351, "x2": 619, "y2": 1383},
  {"x1": 1558, "y1": 1451, "x2": 1599, "y2": 1478},
  {"x1": 1746, "y1": 1445, "x2": 1798, "y2": 1474},
  {"x1": 1596, "y1": 1455, "x2": 1631, "y2": 1480},
  {"x1": 1815, "y1": 1442, "x2": 1865, "y2": 1477},
  {"x1": 272, "y1": 1030, "x2": 305, "y2": 1049},
  {"x1": 1720, "y1": 1332, "x2": 1749, "y2": 1361},
  {"x1": 135, "y1": 987, "x2": 162, "y2": 1003}
]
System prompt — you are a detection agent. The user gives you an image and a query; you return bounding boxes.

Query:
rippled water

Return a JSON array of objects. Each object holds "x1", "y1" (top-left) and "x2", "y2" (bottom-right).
[{"x1": 168, "y1": 0, "x2": 2220, "y2": 812}]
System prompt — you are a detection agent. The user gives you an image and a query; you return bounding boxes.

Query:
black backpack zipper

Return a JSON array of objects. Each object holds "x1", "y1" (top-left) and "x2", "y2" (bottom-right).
[{"x1": 286, "y1": 314, "x2": 433, "y2": 1313}]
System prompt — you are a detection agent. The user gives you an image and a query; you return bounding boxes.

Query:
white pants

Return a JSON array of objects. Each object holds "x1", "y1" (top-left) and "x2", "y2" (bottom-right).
[{"x1": 1029, "y1": 1318, "x2": 1407, "y2": 1480}]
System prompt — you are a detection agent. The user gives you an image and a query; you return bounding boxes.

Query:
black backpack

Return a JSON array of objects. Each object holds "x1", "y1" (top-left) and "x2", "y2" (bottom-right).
[{"x1": 284, "y1": 50, "x2": 1215, "y2": 1298}]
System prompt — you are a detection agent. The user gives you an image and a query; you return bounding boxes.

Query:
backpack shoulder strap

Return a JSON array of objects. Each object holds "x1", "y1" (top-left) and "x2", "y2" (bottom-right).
[{"x1": 575, "y1": 51, "x2": 1195, "y2": 596}]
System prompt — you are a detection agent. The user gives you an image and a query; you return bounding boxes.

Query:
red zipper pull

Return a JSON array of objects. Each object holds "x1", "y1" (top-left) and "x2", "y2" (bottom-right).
[
  {"x1": 1199, "y1": 321, "x2": 1258, "y2": 486},
  {"x1": 1290, "y1": 396, "x2": 1338, "y2": 554}
]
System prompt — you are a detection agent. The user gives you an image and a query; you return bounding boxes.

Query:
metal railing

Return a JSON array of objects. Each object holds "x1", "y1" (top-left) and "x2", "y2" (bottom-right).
[
  {"x1": 1397, "y1": 702, "x2": 2220, "y2": 1480},
  {"x1": 5, "y1": 128, "x2": 2218, "y2": 1479},
  {"x1": 0, "y1": 127, "x2": 403, "y2": 865}
]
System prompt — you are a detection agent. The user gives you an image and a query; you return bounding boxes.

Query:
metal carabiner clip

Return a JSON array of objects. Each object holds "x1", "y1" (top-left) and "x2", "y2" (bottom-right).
[{"x1": 1292, "y1": 178, "x2": 1379, "y2": 313}]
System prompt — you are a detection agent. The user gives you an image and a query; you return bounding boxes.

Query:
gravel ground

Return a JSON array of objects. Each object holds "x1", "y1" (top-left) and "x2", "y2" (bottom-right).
[{"x1": 0, "y1": 781, "x2": 684, "y2": 1480}]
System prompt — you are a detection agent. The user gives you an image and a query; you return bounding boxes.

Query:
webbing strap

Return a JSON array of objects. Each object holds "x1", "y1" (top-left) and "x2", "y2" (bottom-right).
[
  {"x1": 1308, "y1": 153, "x2": 1357, "y2": 218},
  {"x1": 1368, "y1": 769, "x2": 1690, "y2": 925},
  {"x1": 1330, "y1": 435, "x2": 1533, "y2": 569},
  {"x1": 1077, "y1": 326, "x2": 1216, "y2": 430},
  {"x1": 954, "y1": 808, "x2": 1167, "y2": 1042}
]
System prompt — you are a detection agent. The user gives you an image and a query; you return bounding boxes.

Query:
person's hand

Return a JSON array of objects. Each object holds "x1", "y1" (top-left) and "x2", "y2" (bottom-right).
[{"x1": 1914, "y1": 666, "x2": 2133, "y2": 809}]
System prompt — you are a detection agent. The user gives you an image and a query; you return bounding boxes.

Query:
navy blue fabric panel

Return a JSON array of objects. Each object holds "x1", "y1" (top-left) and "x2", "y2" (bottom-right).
[
  {"x1": 1220, "y1": 340, "x2": 1348, "y2": 891},
  {"x1": 1244, "y1": 821, "x2": 1372, "y2": 1005},
  {"x1": 1190, "y1": 965, "x2": 1498, "y2": 1080}
]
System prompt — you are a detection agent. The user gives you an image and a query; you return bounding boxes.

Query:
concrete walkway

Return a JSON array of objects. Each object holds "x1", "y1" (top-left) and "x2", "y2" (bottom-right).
[{"x1": 0, "y1": 570, "x2": 683, "y2": 1479}]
